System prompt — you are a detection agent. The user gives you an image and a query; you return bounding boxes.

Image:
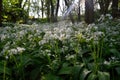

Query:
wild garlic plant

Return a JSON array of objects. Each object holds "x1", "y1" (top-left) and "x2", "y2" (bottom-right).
[{"x1": 0, "y1": 18, "x2": 120, "y2": 80}]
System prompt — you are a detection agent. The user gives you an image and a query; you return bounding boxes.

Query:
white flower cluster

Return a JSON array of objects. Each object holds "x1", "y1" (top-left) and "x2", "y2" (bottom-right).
[
  {"x1": 73, "y1": 23, "x2": 105, "y2": 44},
  {"x1": 0, "y1": 19, "x2": 120, "y2": 59},
  {"x1": 8, "y1": 47, "x2": 25, "y2": 55},
  {"x1": 3, "y1": 47, "x2": 25, "y2": 59},
  {"x1": 38, "y1": 21, "x2": 74, "y2": 45}
]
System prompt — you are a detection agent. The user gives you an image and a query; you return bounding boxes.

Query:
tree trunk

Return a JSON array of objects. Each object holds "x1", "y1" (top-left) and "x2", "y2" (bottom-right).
[
  {"x1": 77, "y1": 0, "x2": 81, "y2": 22},
  {"x1": 55, "y1": 0, "x2": 60, "y2": 22},
  {"x1": 85, "y1": 0, "x2": 94, "y2": 24},
  {"x1": 18, "y1": 0, "x2": 23, "y2": 8},
  {"x1": 112, "y1": 0, "x2": 118, "y2": 18},
  {"x1": 41, "y1": 0, "x2": 44, "y2": 18},
  {"x1": 50, "y1": 0, "x2": 55, "y2": 22},
  {"x1": 0, "y1": 0, "x2": 2, "y2": 27},
  {"x1": 99, "y1": 0, "x2": 111, "y2": 14},
  {"x1": 64, "y1": 0, "x2": 75, "y2": 24},
  {"x1": 46, "y1": 0, "x2": 50, "y2": 22},
  {"x1": 22, "y1": 0, "x2": 28, "y2": 9}
]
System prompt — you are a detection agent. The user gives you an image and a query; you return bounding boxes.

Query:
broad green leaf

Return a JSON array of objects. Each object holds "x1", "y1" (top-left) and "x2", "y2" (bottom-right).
[
  {"x1": 87, "y1": 73, "x2": 97, "y2": 80},
  {"x1": 30, "y1": 67, "x2": 42, "y2": 80},
  {"x1": 109, "y1": 49, "x2": 120, "y2": 58},
  {"x1": 3, "y1": 16, "x2": 8, "y2": 18},
  {"x1": 20, "y1": 55, "x2": 32, "y2": 66},
  {"x1": 115, "y1": 67, "x2": 120, "y2": 75},
  {"x1": 44, "y1": 73, "x2": 62, "y2": 80},
  {"x1": 79, "y1": 69, "x2": 91, "y2": 80},
  {"x1": 111, "y1": 61, "x2": 120, "y2": 67},
  {"x1": 58, "y1": 62, "x2": 72, "y2": 75},
  {"x1": 87, "y1": 63, "x2": 95, "y2": 70},
  {"x1": 40, "y1": 32, "x2": 45, "y2": 38},
  {"x1": 72, "y1": 64, "x2": 84, "y2": 80},
  {"x1": 58, "y1": 66, "x2": 72, "y2": 75},
  {"x1": 98, "y1": 71, "x2": 110, "y2": 80}
]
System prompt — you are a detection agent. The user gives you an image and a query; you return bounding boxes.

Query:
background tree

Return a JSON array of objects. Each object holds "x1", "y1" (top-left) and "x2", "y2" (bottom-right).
[
  {"x1": 2, "y1": 0, "x2": 28, "y2": 23},
  {"x1": 41, "y1": 0, "x2": 44, "y2": 18},
  {"x1": 54, "y1": 0, "x2": 60, "y2": 22},
  {"x1": 77, "y1": 0, "x2": 81, "y2": 22},
  {"x1": 50, "y1": 0, "x2": 55, "y2": 22},
  {"x1": 1, "y1": 0, "x2": 120, "y2": 24},
  {"x1": 99, "y1": 0, "x2": 112, "y2": 14},
  {"x1": 45, "y1": 0, "x2": 50, "y2": 22},
  {"x1": 0, "y1": 0, "x2": 2, "y2": 26},
  {"x1": 64, "y1": 0, "x2": 75, "y2": 24},
  {"x1": 112, "y1": 0, "x2": 119, "y2": 18},
  {"x1": 17, "y1": 0, "x2": 23, "y2": 8},
  {"x1": 49, "y1": 0, "x2": 60, "y2": 22},
  {"x1": 85, "y1": 0, "x2": 94, "y2": 24}
]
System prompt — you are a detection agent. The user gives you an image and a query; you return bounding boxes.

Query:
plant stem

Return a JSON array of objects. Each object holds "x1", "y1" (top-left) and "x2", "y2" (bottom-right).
[{"x1": 3, "y1": 61, "x2": 7, "y2": 80}]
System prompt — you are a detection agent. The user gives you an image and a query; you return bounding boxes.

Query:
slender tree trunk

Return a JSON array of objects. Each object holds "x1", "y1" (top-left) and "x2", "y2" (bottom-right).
[
  {"x1": 27, "y1": 0, "x2": 30, "y2": 15},
  {"x1": 112, "y1": 0, "x2": 118, "y2": 18},
  {"x1": 99, "y1": 0, "x2": 111, "y2": 14},
  {"x1": 85, "y1": 0, "x2": 94, "y2": 24},
  {"x1": 18, "y1": 0, "x2": 23, "y2": 8},
  {"x1": 104, "y1": 0, "x2": 111, "y2": 14},
  {"x1": 77, "y1": 0, "x2": 81, "y2": 22},
  {"x1": 64, "y1": 0, "x2": 75, "y2": 24},
  {"x1": 50, "y1": 0, "x2": 55, "y2": 22},
  {"x1": 22, "y1": 0, "x2": 28, "y2": 9},
  {"x1": 55, "y1": 0, "x2": 60, "y2": 22},
  {"x1": 46, "y1": 0, "x2": 50, "y2": 22},
  {"x1": 41, "y1": 0, "x2": 44, "y2": 18},
  {"x1": 0, "y1": 0, "x2": 2, "y2": 27}
]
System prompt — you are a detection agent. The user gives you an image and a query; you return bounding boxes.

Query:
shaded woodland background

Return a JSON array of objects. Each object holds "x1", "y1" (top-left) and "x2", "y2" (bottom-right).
[{"x1": 0, "y1": 0, "x2": 120, "y2": 26}]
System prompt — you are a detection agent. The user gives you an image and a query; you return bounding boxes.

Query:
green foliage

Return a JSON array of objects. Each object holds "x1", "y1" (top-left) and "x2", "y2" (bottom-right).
[
  {"x1": 2, "y1": 0, "x2": 28, "y2": 23},
  {"x1": 0, "y1": 18, "x2": 120, "y2": 80}
]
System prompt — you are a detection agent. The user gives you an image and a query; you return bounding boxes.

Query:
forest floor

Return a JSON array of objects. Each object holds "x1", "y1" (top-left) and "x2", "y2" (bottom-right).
[{"x1": 0, "y1": 19, "x2": 120, "y2": 80}]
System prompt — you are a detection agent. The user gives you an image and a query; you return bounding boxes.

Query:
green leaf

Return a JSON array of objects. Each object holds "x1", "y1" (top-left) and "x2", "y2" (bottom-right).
[
  {"x1": 0, "y1": 61, "x2": 11, "y2": 75},
  {"x1": 79, "y1": 69, "x2": 91, "y2": 80},
  {"x1": 87, "y1": 73, "x2": 97, "y2": 80},
  {"x1": 30, "y1": 67, "x2": 42, "y2": 80},
  {"x1": 109, "y1": 49, "x2": 120, "y2": 58},
  {"x1": 115, "y1": 67, "x2": 120, "y2": 75},
  {"x1": 17, "y1": 55, "x2": 32, "y2": 68},
  {"x1": 58, "y1": 66, "x2": 72, "y2": 75},
  {"x1": 72, "y1": 64, "x2": 84, "y2": 80},
  {"x1": 58, "y1": 62, "x2": 73, "y2": 75},
  {"x1": 110, "y1": 61, "x2": 120, "y2": 68},
  {"x1": 40, "y1": 31, "x2": 45, "y2": 38},
  {"x1": 98, "y1": 71, "x2": 110, "y2": 80},
  {"x1": 3, "y1": 16, "x2": 8, "y2": 18},
  {"x1": 44, "y1": 73, "x2": 62, "y2": 80}
]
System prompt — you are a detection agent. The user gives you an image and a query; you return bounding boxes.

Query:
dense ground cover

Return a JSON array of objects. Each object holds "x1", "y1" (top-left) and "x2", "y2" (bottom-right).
[{"x1": 0, "y1": 16, "x2": 120, "y2": 80}]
